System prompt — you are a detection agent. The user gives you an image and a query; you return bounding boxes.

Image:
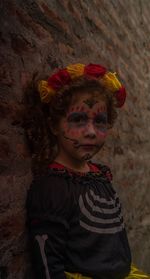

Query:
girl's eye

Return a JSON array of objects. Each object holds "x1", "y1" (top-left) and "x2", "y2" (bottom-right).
[
  {"x1": 95, "y1": 116, "x2": 107, "y2": 125},
  {"x1": 67, "y1": 113, "x2": 87, "y2": 124}
]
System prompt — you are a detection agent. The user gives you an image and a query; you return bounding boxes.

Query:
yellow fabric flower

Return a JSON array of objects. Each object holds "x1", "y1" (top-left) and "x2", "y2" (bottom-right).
[
  {"x1": 65, "y1": 265, "x2": 150, "y2": 279},
  {"x1": 67, "y1": 64, "x2": 85, "y2": 80},
  {"x1": 124, "y1": 264, "x2": 150, "y2": 278},
  {"x1": 101, "y1": 72, "x2": 121, "y2": 92},
  {"x1": 65, "y1": 271, "x2": 92, "y2": 279},
  {"x1": 38, "y1": 80, "x2": 55, "y2": 103}
]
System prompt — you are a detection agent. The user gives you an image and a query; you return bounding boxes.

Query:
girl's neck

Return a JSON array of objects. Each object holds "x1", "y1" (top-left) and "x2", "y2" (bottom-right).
[{"x1": 54, "y1": 156, "x2": 90, "y2": 173}]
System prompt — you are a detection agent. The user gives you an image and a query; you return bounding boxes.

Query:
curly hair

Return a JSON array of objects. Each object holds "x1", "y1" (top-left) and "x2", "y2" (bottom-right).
[{"x1": 24, "y1": 76, "x2": 117, "y2": 176}]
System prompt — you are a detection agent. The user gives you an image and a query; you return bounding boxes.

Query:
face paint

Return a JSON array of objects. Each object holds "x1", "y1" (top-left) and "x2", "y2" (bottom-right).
[
  {"x1": 94, "y1": 112, "x2": 107, "y2": 123},
  {"x1": 55, "y1": 93, "x2": 109, "y2": 168},
  {"x1": 67, "y1": 112, "x2": 88, "y2": 127},
  {"x1": 62, "y1": 131, "x2": 80, "y2": 147},
  {"x1": 94, "y1": 112, "x2": 108, "y2": 136},
  {"x1": 83, "y1": 98, "x2": 98, "y2": 109},
  {"x1": 67, "y1": 110, "x2": 108, "y2": 137},
  {"x1": 82, "y1": 153, "x2": 91, "y2": 160}
]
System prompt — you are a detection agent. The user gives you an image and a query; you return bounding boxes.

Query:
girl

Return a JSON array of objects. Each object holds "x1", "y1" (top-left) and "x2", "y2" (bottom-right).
[{"x1": 26, "y1": 63, "x2": 150, "y2": 279}]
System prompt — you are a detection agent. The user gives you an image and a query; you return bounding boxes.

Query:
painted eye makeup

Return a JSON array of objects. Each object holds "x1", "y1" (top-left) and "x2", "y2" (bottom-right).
[
  {"x1": 67, "y1": 112, "x2": 88, "y2": 124},
  {"x1": 94, "y1": 113, "x2": 108, "y2": 133},
  {"x1": 94, "y1": 113, "x2": 108, "y2": 125}
]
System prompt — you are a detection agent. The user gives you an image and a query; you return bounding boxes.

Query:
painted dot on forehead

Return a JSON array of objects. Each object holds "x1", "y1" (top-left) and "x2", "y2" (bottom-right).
[
  {"x1": 97, "y1": 105, "x2": 106, "y2": 111},
  {"x1": 72, "y1": 106, "x2": 79, "y2": 111},
  {"x1": 69, "y1": 105, "x2": 85, "y2": 114},
  {"x1": 68, "y1": 106, "x2": 77, "y2": 114}
]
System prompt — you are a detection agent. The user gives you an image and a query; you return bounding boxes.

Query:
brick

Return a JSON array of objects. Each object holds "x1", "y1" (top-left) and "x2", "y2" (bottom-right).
[{"x1": 0, "y1": 0, "x2": 150, "y2": 277}]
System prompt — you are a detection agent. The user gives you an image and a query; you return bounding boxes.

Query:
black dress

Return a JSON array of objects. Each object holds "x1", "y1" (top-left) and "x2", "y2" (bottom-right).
[{"x1": 26, "y1": 162, "x2": 131, "y2": 279}]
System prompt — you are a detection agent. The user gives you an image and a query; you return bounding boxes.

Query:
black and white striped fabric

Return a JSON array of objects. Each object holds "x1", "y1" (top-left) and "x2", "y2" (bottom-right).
[
  {"x1": 27, "y1": 163, "x2": 131, "y2": 279},
  {"x1": 79, "y1": 188, "x2": 124, "y2": 234}
]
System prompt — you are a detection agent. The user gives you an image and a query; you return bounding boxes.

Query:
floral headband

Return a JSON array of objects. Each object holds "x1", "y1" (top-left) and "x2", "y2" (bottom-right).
[{"x1": 38, "y1": 63, "x2": 126, "y2": 107}]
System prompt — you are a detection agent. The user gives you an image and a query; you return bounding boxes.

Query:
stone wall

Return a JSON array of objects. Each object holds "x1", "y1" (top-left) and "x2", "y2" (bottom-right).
[{"x1": 0, "y1": 0, "x2": 150, "y2": 278}]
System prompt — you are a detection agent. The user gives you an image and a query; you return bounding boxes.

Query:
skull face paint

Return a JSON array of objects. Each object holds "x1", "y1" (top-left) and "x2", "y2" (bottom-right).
[
  {"x1": 54, "y1": 93, "x2": 108, "y2": 168},
  {"x1": 66, "y1": 107, "x2": 108, "y2": 139},
  {"x1": 57, "y1": 102, "x2": 107, "y2": 158}
]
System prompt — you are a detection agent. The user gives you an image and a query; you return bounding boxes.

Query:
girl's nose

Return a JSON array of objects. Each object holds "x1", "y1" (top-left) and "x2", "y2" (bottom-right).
[{"x1": 84, "y1": 123, "x2": 96, "y2": 138}]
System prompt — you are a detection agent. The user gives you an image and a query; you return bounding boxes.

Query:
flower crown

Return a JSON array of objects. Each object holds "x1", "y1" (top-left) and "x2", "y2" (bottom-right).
[{"x1": 38, "y1": 63, "x2": 126, "y2": 108}]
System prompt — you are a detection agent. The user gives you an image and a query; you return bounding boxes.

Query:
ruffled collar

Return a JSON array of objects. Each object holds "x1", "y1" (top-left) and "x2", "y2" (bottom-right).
[
  {"x1": 48, "y1": 161, "x2": 112, "y2": 182},
  {"x1": 48, "y1": 161, "x2": 100, "y2": 176}
]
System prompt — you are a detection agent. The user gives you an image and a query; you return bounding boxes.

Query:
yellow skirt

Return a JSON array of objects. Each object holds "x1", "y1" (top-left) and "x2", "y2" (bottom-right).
[{"x1": 65, "y1": 265, "x2": 150, "y2": 279}]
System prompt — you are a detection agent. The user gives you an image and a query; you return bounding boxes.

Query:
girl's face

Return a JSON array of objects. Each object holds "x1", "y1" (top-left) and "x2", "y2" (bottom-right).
[{"x1": 54, "y1": 92, "x2": 108, "y2": 165}]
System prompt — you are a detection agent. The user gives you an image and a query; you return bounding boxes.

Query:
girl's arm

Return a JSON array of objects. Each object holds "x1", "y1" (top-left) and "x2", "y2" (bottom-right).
[{"x1": 26, "y1": 175, "x2": 72, "y2": 279}]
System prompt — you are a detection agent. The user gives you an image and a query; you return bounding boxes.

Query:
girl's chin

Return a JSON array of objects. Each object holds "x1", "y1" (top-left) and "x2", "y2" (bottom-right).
[
  {"x1": 81, "y1": 147, "x2": 101, "y2": 160},
  {"x1": 81, "y1": 152, "x2": 94, "y2": 161}
]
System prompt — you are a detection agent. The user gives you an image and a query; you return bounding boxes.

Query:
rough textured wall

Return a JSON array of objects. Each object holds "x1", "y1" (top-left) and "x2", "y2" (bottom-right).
[{"x1": 0, "y1": 0, "x2": 150, "y2": 278}]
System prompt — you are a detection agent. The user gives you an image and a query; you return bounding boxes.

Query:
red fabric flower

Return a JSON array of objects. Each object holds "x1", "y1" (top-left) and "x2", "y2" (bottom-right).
[
  {"x1": 115, "y1": 86, "x2": 126, "y2": 108},
  {"x1": 48, "y1": 69, "x2": 71, "y2": 91},
  {"x1": 84, "y1": 64, "x2": 107, "y2": 78}
]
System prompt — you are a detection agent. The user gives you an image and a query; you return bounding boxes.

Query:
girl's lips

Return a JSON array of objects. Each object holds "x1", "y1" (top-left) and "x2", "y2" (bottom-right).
[{"x1": 81, "y1": 144, "x2": 98, "y2": 147}]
